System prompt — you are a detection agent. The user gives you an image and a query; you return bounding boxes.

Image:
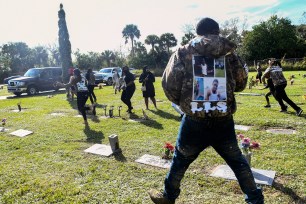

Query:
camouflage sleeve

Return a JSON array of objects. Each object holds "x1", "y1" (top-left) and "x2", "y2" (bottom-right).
[
  {"x1": 162, "y1": 49, "x2": 185, "y2": 104},
  {"x1": 227, "y1": 53, "x2": 248, "y2": 92}
]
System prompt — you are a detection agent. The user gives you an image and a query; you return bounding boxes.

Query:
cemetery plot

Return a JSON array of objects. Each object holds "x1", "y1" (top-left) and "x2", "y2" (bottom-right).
[
  {"x1": 210, "y1": 165, "x2": 276, "y2": 186},
  {"x1": 10, "y1": 129, "x2": 33, "y2": 137},
  {"x1": 235, "y1": 125, "x2": 252, "y2": 131},
  {"x1": 136, "y1": 154, "x2": 172, "y2": 169},
  {"x1": 266, "y1": 128, "x2": 296, "y2": 134},
  {"x1": 84, "y1": 144, "x2": 114, "y2": 157}
]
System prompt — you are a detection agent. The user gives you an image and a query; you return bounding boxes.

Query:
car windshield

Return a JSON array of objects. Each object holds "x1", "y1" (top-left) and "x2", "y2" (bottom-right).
[
  {"x1": 99, "y1": 69, "x2": 112, "y2": 73},
  {"x1": 24, "y1": 69, "x2": 41, "y2": 77}
]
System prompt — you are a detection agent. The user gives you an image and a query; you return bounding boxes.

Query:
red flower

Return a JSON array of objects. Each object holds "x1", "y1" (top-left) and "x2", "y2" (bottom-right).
[
  {"x1": 250, "y1": 142, "x2": 260, "y2": 149},
  {"x1": 237, "y1": 133, "x2": 244, "y2": 139},
  {"x1": 164, "y1": 142, "x2": 175, "y2": 152}
]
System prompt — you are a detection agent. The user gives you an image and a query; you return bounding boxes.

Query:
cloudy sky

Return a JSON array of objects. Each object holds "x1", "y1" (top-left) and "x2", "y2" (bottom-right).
[{"x1": 0, "y1": 0, "x2": 304, "y2": 53}]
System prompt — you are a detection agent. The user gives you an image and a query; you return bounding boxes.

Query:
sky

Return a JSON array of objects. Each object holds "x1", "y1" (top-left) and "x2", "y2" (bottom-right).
[{"x1": 0, "y1": 0, "x2": 305, "y2": 54}]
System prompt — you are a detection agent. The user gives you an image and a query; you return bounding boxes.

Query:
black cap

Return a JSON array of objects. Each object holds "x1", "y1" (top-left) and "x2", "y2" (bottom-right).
[{"x1": 196, "y1": 18, "x2": 220, "y2": 35}]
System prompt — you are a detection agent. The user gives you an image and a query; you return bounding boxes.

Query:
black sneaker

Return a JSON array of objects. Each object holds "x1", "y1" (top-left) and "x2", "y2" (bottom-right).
[
  {"x1": 92, "y1": 105, "x2": 96, "y2": 116},
  {"x1": 148, "y1": 189, "x2": 175, "y2": 204},
  {"x1": 280, "y1": 105, "x2": 288, "y2": 112},
  {"x1": 296, "y1": 108, "x2": 303, "y2": 116},
  {"x1": 264, "y1": 105, "x2": 271, "y2": 108}
]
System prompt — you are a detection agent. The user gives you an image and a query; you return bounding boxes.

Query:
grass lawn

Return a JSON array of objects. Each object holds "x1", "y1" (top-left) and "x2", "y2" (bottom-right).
[{"x1": 0, "y1": 71, "x2": 305, "y2": 204}]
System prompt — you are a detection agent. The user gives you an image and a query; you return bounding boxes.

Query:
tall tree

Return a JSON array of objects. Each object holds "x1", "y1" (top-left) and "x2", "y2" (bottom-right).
[
  {"x1": 145, "y1": 35, "x2": 159, "y2": 52},
  {"x1": 241, "y1": 15, "x2": 299, "y2": 60},
  {"x1": 181, "y1": 33, "x2": 195, "y2": 46},
  {"x1": 101, "y1": 50, "x2": 115, "y2": 67},
  {"x1": 122, "y1": 24, "x2": 141, "y2": 57},
  {"x1": 159, "y1": 33, "x2": 177, "y2": 55},
  {"x1": 58, "y1": 3, "x2": 73, "y2": 82}
]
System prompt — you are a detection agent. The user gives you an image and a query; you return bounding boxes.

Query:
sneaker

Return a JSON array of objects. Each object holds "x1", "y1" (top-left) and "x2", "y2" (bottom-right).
[
  {"x1": 280, "y1": 105, "x2": 288, "y2": 112},
  {"x1": 264, "y1": 105, "x2": 271, "y2": 108},
  {"x1": 148, "y1": 189, "x2": 175, "y2": 204},
  {"x1": 92, "y1": 105, "x2": 96, "y2": 116},
  {"x1": 296, "y1": 108, "x2": 303, "y2": 116}
]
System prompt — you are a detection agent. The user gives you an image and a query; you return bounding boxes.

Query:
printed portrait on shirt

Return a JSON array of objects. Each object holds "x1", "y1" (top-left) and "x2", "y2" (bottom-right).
[
  {"x1": 192, "y1": 77, "x2": 205, "y2": 101},
  {"x1": 193, "y1": 55, "x2": 214, "y2": 77}
]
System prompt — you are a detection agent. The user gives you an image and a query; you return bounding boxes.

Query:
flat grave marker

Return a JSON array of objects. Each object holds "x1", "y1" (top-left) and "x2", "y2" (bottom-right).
[
  {"x1": 10, "y1": 129, "x2": 33, "y2": 137},
  {"x1": 50, "y1": 113, "x2": 66, "y2": 117},
  {"x1": 136, "y1": 154, "x2": 172, "y2": 169},
  {"x1": 266, "y1": 128, "x2": 296, "y2": 134},
  {"x1": 210, "y1": 165, "x2": 276, "y2": 186},
  {"x1": 235, "y1": 125, "x2": 252, "y2": 131},
  {"x1": 84, "y1": 144, "x2": 113, "y2": 157}
]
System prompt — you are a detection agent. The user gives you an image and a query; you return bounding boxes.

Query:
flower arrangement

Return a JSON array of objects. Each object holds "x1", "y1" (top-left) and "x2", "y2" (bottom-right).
[
  {"x1": 162, "y1": 142, "x2": 175, "y2": 160},
  {"x1": 1, "y1": 118, "x2": 6, "y2": 132},
  {"x1": 237, "y1": 133, "x2": 260, "y2": 167}
]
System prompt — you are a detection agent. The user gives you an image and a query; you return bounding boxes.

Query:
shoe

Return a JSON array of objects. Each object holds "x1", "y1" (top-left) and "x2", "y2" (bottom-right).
[
  {"x1": 296, "y1": 108, "x2": 303, "y2": 116},
  {"x1": 280, "y1": 105, "x2": 288, "y2": 112},
  {"x1": 92, "y1": 105, "x2": 96, "y2": 116},
  {"x1": 148, "y1": 189, "x2": 175, "y2": 204},
  {"x1": 264, "y1": 105, "x2": 271, "y2": 108}
]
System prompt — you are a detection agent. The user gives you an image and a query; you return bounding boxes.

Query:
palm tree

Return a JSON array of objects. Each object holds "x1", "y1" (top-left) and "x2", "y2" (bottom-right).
[
  {"x1": 144, "y1": 35, "x2": 159, "y2": 52},
  {"x1": 160, "y1": 33, "x2": 177, "y2": 55},
  {"x1": 122, "y1": 24, "x2": 141, "y2": 57},
  {"x1": 181, "y1": 32, "x2": 195, "y2": 46},
  {"x1": 101, "y1": 50, "x2": 115, "y2": 67}
]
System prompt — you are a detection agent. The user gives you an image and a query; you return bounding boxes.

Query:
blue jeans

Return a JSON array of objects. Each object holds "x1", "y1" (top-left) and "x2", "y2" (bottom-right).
[{"x1": 164, "y1": 115, "x2": 264, "y2": 204}]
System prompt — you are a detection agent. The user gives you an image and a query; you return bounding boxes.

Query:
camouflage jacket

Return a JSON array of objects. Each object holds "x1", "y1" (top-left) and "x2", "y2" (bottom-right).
[
  {"x1": 162, "y1": 35, "x2": 248, "y2": 118},
  {"x1": 262, "y1": 66, "x2": 287, "y2": 87}
]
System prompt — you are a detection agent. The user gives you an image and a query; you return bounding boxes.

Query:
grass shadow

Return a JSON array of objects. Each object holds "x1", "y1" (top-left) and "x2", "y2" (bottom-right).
[
  {"x1": 150, "y1": 109, "x2": 181, "y2": 122},
  {"x1": 273, "y1": 181, "x2": 305, "y2": 203},
  {"x1": 84, "y1": 124, "x2": 104, "y2": 144},
  {"x1": 129, "y1": 113, "x2": 164, "y2": 130},
  {"x1": 113, "y1": 151, "x2": 127, "y2": 162}
]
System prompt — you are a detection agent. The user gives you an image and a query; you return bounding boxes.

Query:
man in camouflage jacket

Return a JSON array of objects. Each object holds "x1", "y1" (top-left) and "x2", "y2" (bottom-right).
[
  {"x1": 262, "y1": 59, "x2": 303, "y2": 116},
  {"x1": 149, "y1": 18, "x2": 264, "y2": 204}
]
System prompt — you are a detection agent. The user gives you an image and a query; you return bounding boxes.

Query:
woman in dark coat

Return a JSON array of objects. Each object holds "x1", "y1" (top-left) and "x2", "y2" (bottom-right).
[
  {"x1": 139, "y1": 66, "x2": 157, "y2": 109},
  {"x1": 121, "y1": 66, "x2": 136, "y2": 113}
]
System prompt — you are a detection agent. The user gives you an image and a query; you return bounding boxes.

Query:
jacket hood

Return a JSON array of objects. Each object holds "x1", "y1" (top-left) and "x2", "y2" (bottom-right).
[{"x1": 190, "y1": 34, "x2": 236, "y2": 58}]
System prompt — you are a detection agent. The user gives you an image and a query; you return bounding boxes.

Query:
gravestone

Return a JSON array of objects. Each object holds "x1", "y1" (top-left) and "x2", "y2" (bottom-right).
[
  {"x1": 210, "y1": 165, "x2": 276, "y2": 185},
  {"x1": 108, "y1": 134, "x2": 121, "y2": 153},
  {"x1": 266, "y1": 128, "x2": 296, "y2": 134},
  {"x1": 84, "y1": 144, "x2": 113, "y2": 157},
  {"x1": 235, "y1": 125, "x2": 252, "y2": 131},
  {"x1": 135, "y1": 154, "x2": 172, "y2": 169},
  {"x1": 10, "y1": 129, "x2": 33, "y2": 137}
]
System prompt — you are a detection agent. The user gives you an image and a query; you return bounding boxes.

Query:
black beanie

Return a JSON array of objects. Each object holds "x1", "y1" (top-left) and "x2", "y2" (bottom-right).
[{"x1": 196, "y1": 18, "x2": 220, "y2": 35}]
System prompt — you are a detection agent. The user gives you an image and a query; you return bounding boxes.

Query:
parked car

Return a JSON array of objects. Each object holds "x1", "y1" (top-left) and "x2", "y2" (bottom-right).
[
  {"x1": 3, "y1": 75, "x2": 22, "y2": 84},
  {"x1": 7, "y1": 67, "x2": 63, "y2": 96},
  {"x1": 97, "y1": 67, "x2": 122, "y2": 85}
]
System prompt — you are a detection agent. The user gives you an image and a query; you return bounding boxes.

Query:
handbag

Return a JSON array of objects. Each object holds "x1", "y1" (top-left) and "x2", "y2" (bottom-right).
[{"x1": 141, "y1": 85, "x2": 146, "y2": 91}]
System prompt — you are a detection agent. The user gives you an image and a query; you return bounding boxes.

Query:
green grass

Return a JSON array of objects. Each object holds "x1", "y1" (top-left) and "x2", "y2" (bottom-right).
[{"x1": 0, "y1": 71, "x2": 305, "y2": 204}]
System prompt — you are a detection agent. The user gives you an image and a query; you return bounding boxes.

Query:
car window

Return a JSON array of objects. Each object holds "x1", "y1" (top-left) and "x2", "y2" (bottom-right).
[
  {"x1": 24, "y1": 69, "x2": 40, "y2": 77},
  {"x1": 99, "y1": 69, "x2": 112, "y2": 73}
]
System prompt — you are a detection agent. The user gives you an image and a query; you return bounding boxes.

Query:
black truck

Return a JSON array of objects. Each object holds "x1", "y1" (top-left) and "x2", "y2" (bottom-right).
[{"x1": 7, "y1": 67, "x2": 63, "y2": 96}]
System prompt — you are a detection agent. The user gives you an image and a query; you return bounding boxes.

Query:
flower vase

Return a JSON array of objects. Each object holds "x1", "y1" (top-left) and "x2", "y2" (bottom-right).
[
  {"x1": 243, "y1": 152, "x2": 252, "y2": 168},
  {"x1": 162, "y1": 149, "x2": 171, "y2": 160}
]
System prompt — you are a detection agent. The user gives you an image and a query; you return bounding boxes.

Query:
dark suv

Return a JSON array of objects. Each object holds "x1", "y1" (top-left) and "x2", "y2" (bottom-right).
[{"x1": 7, "y1": 67, "x2": 63, "y2": 96}]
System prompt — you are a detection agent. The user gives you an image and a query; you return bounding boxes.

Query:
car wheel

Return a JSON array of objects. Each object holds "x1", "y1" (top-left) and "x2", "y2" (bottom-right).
[
  {"x1": 107, "y1": 78, "x2": 113, "y2": 86},
  {"x1": 27, "y1": 85, "x2": 37, "y2": 95},
  {"x1": 13, "y1": 92, "x2": 21, "y2": 97}
]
